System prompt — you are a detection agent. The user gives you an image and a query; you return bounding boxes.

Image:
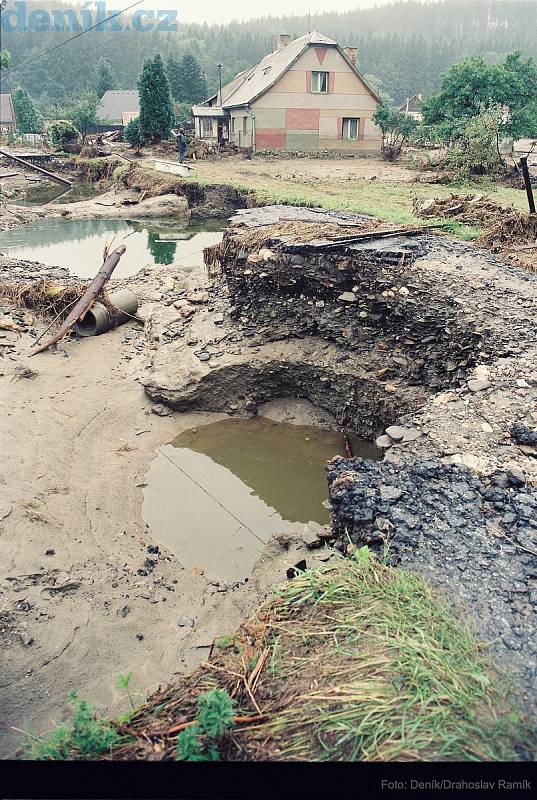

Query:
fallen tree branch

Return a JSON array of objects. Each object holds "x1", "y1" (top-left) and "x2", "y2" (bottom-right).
[{"x1": 30, "y1": 245, "x2": 126, "y2": 356}]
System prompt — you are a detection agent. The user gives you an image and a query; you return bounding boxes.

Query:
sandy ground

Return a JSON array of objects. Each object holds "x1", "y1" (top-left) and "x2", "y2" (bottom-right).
[
  {"x1": 170, "y1": 153, "x2": 421, "y2": 186},
  {"x1": 0, "y1": 271, "x2": 326, "y2": 757}
]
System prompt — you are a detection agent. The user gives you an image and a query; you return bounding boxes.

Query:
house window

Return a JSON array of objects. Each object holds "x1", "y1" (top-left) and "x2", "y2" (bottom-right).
[
  {"x1": 312, "y1": 71, "x2": 329, "y2": 93},
  {"x1": 231, "y1": 117, "x2": 235, "y2": 133},
  {"x1": 242, "y1": 116, "x2": 248, "y2": 134},
  {"x1": 201, "y1": 118, "x2": 213, "y2": 137},
  {"x1": 342, "y1": 118, "x2": 360, "y2": 140}
]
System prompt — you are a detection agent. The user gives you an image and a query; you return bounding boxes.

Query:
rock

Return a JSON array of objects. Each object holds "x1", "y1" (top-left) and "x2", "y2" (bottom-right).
[
  {"x1": 507, "y1": 468, "x2": 526, "y2": 487},
  {"x1": 300, "y1": 525, "x2": 322, "y2": 548},
  {"x1": 401, "y1": 428, "x2": 421, "y2": 443},
  {"x1": 286, "y1": 559, "x2": 307, "y2": 579},
  {"x1": 196, "y1": 352, "x2": 211, "y2": 362},
  {"x1": 511, "y1": 423, "x2": 537, "y2": 446},
  {"x1": 445, "y1": 453, "x2": 488, "y2": 473},
  {"x1": 0, "y1": 502, "x2": 12, "y2": 520},
  {"x1": 213, "y1": 313, "x2": 225, "y2": 325},
  {"x1": 337, "y1": 292, "x2": 357, "y2": 303},
  {"x1": 467, "y1": 379, "x2": 491, "y2": 392},
  {"x1": 187, "y1": 291, "x2": 209, "y2": 305},
  {"x1": 151, "y1": 404, "x2": 172, "y2": 417},
  {"x1": 376, "y1": 435, "x2": 393, "y2": 448},
  {"x1": 386, "y1": 426, "x2": 406, "y2": 442},
  {"x1": 380, "y1": 486, "x2": 403, "y2": 503},
  {"x1": 173, "y1": 299, "x2": 189, "y2": 309},
  {"x1": 44, "y1": 548, "x2": 55, "y2": 556},
  {"x1": 177, "y1": 616, "x2": 195, "y2": 628},
  {"x1": 179, "y1": 305, "x2": 195, "y2": 319}
]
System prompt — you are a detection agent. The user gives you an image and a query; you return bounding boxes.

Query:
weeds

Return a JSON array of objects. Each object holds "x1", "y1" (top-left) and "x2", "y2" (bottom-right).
[
  {"x1": 175, "y1": 689, "x2": 235, "y2": 762},
  {"x1": 23, "y1": 691, "x2": 121, "y2": 760}
]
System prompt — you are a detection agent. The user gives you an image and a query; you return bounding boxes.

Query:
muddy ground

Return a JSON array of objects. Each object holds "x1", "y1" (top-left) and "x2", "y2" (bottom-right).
[
  {"x1": 0, "y1": 251, "x2": 336, "y2": 757},
  {"x1": 1, "y1": 164, "x2": 536, "y2": 756}
]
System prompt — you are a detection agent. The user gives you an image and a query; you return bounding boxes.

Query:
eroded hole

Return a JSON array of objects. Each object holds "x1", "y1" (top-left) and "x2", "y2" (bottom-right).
[{"x1": 142, "y1": 415, "x2": 381, "y2": 583}]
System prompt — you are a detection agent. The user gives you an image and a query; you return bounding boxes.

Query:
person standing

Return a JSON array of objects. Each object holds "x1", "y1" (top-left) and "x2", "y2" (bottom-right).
[{"x1": 173, "y1": 127, "x2": 187, "y2": 162}]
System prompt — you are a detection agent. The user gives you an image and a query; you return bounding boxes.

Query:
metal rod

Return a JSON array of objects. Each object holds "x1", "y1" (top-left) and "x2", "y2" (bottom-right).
[{"x1": 520, "y1": 157, "x2": 536, "y2": 215}]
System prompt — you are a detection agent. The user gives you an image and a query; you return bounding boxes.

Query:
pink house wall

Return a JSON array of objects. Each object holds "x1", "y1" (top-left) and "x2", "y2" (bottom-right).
[{"x1": 285, "y1": 108, "x2": 320, "y2": 130}]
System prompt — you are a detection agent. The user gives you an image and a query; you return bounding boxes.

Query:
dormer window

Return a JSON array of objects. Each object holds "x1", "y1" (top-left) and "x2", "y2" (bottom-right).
[{"x1": 312, "y1": 71, "x2": 329, "y2": 93}]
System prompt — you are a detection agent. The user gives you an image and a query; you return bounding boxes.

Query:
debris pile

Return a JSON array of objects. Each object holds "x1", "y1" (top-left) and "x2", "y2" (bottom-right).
[{"x1": 414, "y1": 194, "x2": 537, "y2": 271}]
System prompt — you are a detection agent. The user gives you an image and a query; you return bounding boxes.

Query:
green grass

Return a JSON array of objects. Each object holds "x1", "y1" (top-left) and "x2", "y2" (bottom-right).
[
  {"x1": 180, "y1": 168, "x2": 526, "y2": 240},
  {"x1": 241, "y1": 549, "x2": 535, "y2": 761}
]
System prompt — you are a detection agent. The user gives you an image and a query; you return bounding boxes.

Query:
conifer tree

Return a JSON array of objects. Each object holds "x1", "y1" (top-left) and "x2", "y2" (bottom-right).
[
  {"x1": 12, "y1": 87, "x2": 42, "y2": 133},
  {"x1": 138, "y1": 53, "x2": 175, "y2": 142},
  {"x1": 179, "y1": 53, "x2": 205, "y2": 104},
  {"x1": 95, "y1": 59, "x2": 116, "y2": 99}
]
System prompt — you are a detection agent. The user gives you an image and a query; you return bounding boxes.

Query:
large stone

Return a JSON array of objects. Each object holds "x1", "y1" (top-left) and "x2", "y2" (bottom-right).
[
  {"x1": 376, "y1": 435, "x2": 393, "y2": 448},
  {"x1": 386, "y1": 425, "x2": 406, "y2": 442},
  {"x1": 337, "y1": 292, "x2": 357, "y2": 303},
  {"x1": 467, "y1": 379, "x2": 491, "y2": 392}
]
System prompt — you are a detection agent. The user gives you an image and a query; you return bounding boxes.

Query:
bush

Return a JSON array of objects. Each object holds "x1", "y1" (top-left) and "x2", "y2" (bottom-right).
[
  {"x1": 443, "y1": 105, "x2": 506, "y2": 180},
  {"x1": 373, "y1": 105, "x2": 419, "y2": 161},
  {"x1": 124, "y1": 117, "x2": 144, "y2": 148},
  {"x1": 49, "y1": 120, "x2": 80, "y2": 149}
]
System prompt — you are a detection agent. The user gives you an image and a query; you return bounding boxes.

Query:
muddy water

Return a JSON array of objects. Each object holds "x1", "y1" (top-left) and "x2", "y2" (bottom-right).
[
  {"x1": 0, "y1": 217, "x2": 225, "y2": 277},
  {"x1": 18, "y1": 181, "x2": 99, "y2": 206},
  {"x1": 142, "y1": 417, "x2": 381, "y2": 583}
]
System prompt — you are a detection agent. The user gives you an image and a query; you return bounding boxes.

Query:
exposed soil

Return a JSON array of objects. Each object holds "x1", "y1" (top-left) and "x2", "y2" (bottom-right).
[{"x1": 1, "y1": 193, "x2": 536, "y2": 758}]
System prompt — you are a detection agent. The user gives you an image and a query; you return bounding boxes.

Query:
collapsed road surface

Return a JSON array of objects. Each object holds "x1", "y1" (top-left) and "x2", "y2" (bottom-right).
[{"x1": 1, "y1": 204, "x2": 536, "y2": 755}]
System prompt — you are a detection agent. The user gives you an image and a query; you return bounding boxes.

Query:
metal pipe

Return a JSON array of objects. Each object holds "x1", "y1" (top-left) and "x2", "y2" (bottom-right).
[
  {"x1": 520, "y1": 157, "x2": 536, "y2": 214},
  {"x1": 74, "y1": 289, "x2": 139, "y2": 337}
]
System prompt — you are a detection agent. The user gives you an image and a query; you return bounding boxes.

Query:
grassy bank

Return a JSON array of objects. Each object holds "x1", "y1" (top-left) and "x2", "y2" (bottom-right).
[
  {"x1": 180, "y1": 158, "x2": 528, "y2": 241},
  {"x1": 24, "y1": 551, "x2": 534, "y2": 761}
]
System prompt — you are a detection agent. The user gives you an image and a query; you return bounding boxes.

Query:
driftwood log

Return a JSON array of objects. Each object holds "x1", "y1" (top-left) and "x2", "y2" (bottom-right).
[{"x1": 30, "y1": 244, "x2": 127, "y2": 356}]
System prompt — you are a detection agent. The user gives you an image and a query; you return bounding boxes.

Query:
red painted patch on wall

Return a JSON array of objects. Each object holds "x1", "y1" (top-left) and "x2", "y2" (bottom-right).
[
  {"x1": 256, "y1": 129, "x2": 286, "y2": 149},
  {"x1": 285, "y1": 108, "x2": 320, "y2": 130},
  {"x1": 314, "y1": 47, "x2": 327, "y2": 65},
  {"x1": 359, "y1": 118, "x2": 366, "y2": 139},
  {"x1": 337, "y1": 117, "x2": 343, "y2": 139},
  {"x1": 328, "y1": 72, "x2": 335, "y2": 93},
  {"x1": 306, "y1": 71, "x2": 312, "y2": 93}
]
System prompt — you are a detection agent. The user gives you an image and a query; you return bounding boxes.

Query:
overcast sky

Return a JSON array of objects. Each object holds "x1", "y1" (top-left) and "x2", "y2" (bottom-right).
[{"x1": 111, "y1": 0, "x2": 397, "y2": 25}]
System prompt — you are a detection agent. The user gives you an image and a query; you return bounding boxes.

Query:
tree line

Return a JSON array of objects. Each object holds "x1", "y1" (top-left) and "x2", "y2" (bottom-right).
[{"x1": 1, "y1": 0, "x2": 537, "y2": 112}]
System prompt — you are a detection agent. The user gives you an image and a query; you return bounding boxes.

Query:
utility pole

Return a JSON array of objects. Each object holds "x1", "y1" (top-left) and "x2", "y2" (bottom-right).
[
  {"x1": 216, "y1": 63, "x2": 223, "y2": 106},
  {"x1": 520, "y1": 156, "x2": 536, "y2": 215}
]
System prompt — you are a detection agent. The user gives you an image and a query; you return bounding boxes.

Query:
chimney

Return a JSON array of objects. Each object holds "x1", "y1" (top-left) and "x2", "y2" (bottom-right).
[
  {"x1": 278, "y1": 34, "x2": 291, "y2": 50},
  {"x1": 343, "y1": 46, "x2": 358, "y2": 65}
]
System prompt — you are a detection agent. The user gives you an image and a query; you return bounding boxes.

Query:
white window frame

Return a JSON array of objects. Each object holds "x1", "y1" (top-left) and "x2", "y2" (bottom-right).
[
  {"x1": 312, "y1": 71, "x2": 329, "y2": 93},
  {"x1": 201, "y1": 118, "x2": 213, "y2": 138},
  {"x1": 342, "y1": 117, "x2": 360, "y2": 140}
]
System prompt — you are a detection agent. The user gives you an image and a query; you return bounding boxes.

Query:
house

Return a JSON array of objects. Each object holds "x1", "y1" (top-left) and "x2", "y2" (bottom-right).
[
  {"x1": 398, "y1": 93, "x2": 423, "y2": 122},
  {"x1": 0, "y1": 93, "x2": 16, "y2": 133},
  {"x1": 96, "y1": 90, "x2": 140, "y2": 126},
  {"x1": 192, "y1": 32, "x2": 382, "y2": 153}
]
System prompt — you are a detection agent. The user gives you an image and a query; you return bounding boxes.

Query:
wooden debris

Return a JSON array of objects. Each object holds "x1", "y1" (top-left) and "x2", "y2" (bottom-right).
[{"x1": 30, "y1": 245, "x2": 126, "y2": 356}]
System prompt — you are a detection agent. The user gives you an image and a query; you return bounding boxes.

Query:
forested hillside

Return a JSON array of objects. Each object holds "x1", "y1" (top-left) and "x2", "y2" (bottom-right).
[{"x1": 1, "y1": 0, "x2": 536, "y2": 108}]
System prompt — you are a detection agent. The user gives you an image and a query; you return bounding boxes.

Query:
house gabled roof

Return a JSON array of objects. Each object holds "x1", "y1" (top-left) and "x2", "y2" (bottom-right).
[
  {"x1": 96, "y1": 90, "x2": 140, "y2": 124},
  {"x1": 399, "y1": 94, "x2": 423, "y2": 114},
  {"x1": 218, "y1": 32, "x2": 381, "y2": 109},
  {"x1": 0, "y1": 93, "x2": 15, "y2": 125}
]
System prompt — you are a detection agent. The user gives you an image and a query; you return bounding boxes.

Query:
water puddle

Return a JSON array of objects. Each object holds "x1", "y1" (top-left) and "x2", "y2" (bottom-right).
[
  {"x1": 142, "y1": 417, "x2": 381, "y2": 582},
  {"x1": 17, "y1": 181, "x2": 99, "y2": 206},
  {"x1": 0, "y1": 217, "x2": 225, "y2": 278}
]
